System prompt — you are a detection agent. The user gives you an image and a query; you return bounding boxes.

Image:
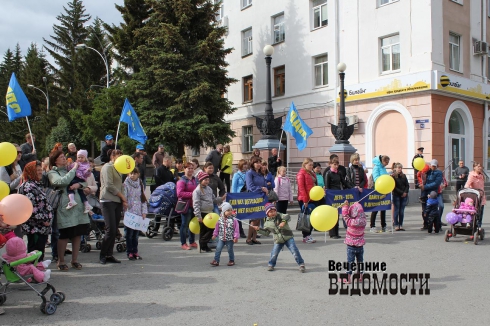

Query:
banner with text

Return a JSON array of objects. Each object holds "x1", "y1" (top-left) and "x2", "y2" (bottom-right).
[
  {"x1": 324, "y1": 189, "x2": 391, "y2": 213},
  {"x1": 226, "y1": 193, "x2": 268, "y2": 220},
  {"x1": 123, "y1": 211, "x2": 150, "y2": 232}
]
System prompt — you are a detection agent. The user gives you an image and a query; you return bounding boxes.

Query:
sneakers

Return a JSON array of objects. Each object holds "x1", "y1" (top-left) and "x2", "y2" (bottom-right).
[
  {"x1": 66, "y1": 201, "x2": 77, "y2": 210},
  {"x1": 268, "y1": 266, "x2": 274, "y2": 271},
  {"x1": 189, "y1": 242, "x2": 198, "y2": 248},
  {"x1": 299, "y1": 265, "x2": 306, "y2": 273},
  {"x1": 210, "y1": 260, "x2": 219, "y2": 266},
  {"x1": 303, "y1": 236, "x2": 316, "y2": 243},
  {"x1": 343, "y1": 274, "x2": 351, "y2": 284},
  {"x1": 181, "y1": 244, "x2": 191, "y2": 250},
  {"x1": 128, "y1": 253, "x2": 136, "y2": 261},
  {"x1": 83, "y1": 203, "x2": 93, "y2": 214},
  {"x1": 381, "y1": 227, "x2": 387, "y2": 232},
  {"x1": 369, "y1": 227, "x2": 377, "y2": 233},
  {"x1": 134, "y1": 253, "x2": 142, "y2": 260}
]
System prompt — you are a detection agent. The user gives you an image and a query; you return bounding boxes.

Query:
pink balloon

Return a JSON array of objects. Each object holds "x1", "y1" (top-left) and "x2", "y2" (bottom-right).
[{"x1": 0, "y1": 194, "x2": 33, "y2": 225}]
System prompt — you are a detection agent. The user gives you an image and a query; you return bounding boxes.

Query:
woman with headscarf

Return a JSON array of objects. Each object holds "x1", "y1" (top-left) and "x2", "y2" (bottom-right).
[{"x1": 20, "y1": 161, "x2": 53, "y2": 261}]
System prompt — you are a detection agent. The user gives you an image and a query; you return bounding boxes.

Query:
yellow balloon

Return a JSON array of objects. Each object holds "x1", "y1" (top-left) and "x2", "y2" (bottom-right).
[
  {"x1": 189, "y1": 217, "x2": 200, "y2": 234},
  {"x1": 0, "y1": 181, "x2": 9, "y2": 201},
  {"x1": 310, "y1": 205, "x2": 338, "y2": 232},
  {"x1": 413, "y1": 157, "x2": 425, "y2": 171},
  {"x1": 114, "y1": 155, "x2": 136, "y2": 174},
  {"x1": 203, "y1": 213, "x2": 219, "y2": 229},
  {"x1": 375, "y1": 175, "x2": 395, "y2": 195},
  {"x1": 309, "y1": 186, "x2": 325, "y2": 201},
  {"x1": 0, "y1": 142, "x2": 17, "y2": 167}
]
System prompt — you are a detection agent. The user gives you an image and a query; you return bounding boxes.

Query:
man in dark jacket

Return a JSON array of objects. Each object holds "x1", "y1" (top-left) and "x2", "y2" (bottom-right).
[
  {"x1": 154, "y1": 157, "x2": 175, "y2": 188},
  {"x1": 20, "y1": 133, "x2": 37, "y2": 169},
  {"x1": 205, "y1": 144, "x2": 223, "y2": 175},
  {"x1": 268, "y1": 148, "x2": 282, "y2": 176},
  {"x1": 454, "y1": 160, "x2": 469, "y2": 191},
  {"x1": 65, "y1": 143, "x2": 77, "y2": 162},
  {"x1": 100, "y1": 134, "x2": 116, "y2": 164}
]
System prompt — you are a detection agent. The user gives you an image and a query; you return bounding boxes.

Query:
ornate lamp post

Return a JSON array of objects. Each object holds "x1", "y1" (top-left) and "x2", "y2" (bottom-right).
[
  {"x1": 253, "y1": 45, "x2": 284, "y2": 151},
  {"x1": 329, "y1": 62, "x2": 357, "y2": 163}
]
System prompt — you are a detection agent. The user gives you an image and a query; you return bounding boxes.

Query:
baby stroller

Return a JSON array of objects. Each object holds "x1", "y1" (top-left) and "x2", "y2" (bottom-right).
[
  {"x1": 0, "y1": 252, "x2": 65, "y2": 315},
  {"x1": 146, "y1": 182, "x2": 181, "y2": 241},
  {"x1": 445, "y1": 188, "x2": 485, "y2": 244}
]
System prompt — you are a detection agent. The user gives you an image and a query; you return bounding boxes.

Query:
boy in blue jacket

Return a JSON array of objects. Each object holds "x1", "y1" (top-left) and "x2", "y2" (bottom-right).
[{"x1": 423, "y1": 191, "x2": 440, "y2": 233}]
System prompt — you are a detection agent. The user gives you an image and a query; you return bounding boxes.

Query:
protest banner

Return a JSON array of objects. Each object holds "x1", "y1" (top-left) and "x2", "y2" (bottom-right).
[
  {"x1": 324, "y1": 189, "x2": 391, "y2": 213},
  {"x1": 225, "y1": 192, "x2": 268, "y2": 220},
  {"x1": 123, "y1": 211, "x2": 150, "y2": 232}
]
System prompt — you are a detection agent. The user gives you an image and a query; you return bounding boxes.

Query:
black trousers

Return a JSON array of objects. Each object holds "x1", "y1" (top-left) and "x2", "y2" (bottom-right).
[
  {"x1": 370, "y1": 210, "x2": 386, "y2": 228},
  {"x1": 238, "y1": 220, "x2": 245, "y2": 236},
  {"x1": 456, "y1": 180, "x2": 466, "y2": 191},
  {"x1": 100, "y1": 201, "x2": 123, "y2": 258},
  {"x1": 27, "y1": 234, "x2": 49, "y2": 261},
  {"x1": 220, "y1": 172, "x2": 231, "y2": 193},
  {"x1": 199, "y1": 213, "x2": 214, "y2": 250},
  {"x1": 276, "y1": 200, "x2": 289, "y2": 214}
]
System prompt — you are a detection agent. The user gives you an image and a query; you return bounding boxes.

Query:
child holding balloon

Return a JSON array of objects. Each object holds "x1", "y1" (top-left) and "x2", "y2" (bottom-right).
[
  {"x1": 254, "y1": 202, "x2": 306, "y2": 272},
  {"x1": 210, "y1": 202, "x2": 239, "y2": 266},
  {"x1": 342, "y1": 200, "x2": 367, "y2": 284}
]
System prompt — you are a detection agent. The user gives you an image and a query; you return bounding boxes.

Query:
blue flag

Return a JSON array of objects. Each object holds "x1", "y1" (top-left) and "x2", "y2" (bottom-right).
[
  {"x1": 120, "y1": 98, "x2": 147, "y2": 144},
  {"x1": 5, "y1": 73, "x2": 31, "y2": 122},
  {"x1": 282, "y1": 102, "x2": 313, "y2": 151}
]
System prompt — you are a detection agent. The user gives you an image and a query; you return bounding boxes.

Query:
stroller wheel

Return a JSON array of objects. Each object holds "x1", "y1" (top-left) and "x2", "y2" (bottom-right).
[
  {"x1": 96, "y1": 241, "x2": 102, "y2": 250},
  {"x1": 474, "y1": 231, "x2": 479, "y2": 245},
  {"x1": 116, "y1": 243, "x2": 124, "y2": 252},
  {"x1": 146, "y1": 225, "x2": 157, "y2": 238},
  {"x1": 44, "y1": 302, "x2": 57, "y2": 315},
  {"x1": 0, "y1": 294, "x2": 6, "y2": 306},
  {"x1": 162, "y1": 227, "x2": 173, "y2": 241},
  {"x1": 444, "y1": 230, "x2": 450, "y2": 242},
  {"x1": 57, "y1": 292, "x2": 66, "y2": 303},
  {"x1": 50, "y1": 293, "x2": 63, "y2": 305}
]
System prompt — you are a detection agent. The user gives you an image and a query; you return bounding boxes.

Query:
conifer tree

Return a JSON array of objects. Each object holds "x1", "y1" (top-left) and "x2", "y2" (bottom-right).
[{"x1": 0, "y1": 49, "x2": 15, "y2": 95}]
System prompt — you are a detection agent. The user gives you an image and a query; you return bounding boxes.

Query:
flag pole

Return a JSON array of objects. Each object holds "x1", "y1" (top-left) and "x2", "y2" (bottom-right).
[
  {"x1": 277, "y1": 126, "x2": 285, "y2": 159},
  {"x1": 115, "y1": 121, "x2": 121, "y2": 149},
  {"x1": 25, "y1": 117, "x2": 35, "y2": 152}
]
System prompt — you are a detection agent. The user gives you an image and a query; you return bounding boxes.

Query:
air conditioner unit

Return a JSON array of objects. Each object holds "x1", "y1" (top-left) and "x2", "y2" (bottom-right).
[
  {"x1": 474, "y1": 41, "x2": 488, "y2": 55},
  {"x1": 346, "y1": 115, "x2": 359, "y2": 129}
]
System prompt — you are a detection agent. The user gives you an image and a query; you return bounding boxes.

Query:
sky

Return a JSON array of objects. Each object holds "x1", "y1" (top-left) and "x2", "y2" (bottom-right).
[{"x1": 0, "y1": 0, "x2": 125, "y2": 63}]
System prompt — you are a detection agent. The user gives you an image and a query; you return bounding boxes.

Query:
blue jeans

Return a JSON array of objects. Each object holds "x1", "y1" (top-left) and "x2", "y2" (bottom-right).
[
  {"x1": 125, "y1": 227, "x2": 139, "y2": 255},
  {"x1": 214, "y1": 239, "x2": 235, "y2": 263},
  {"x1": 393, "y1": 195, "x2": 408, "y2": 227},
  {"x1": 346, "y1": 245, "x2": 364, "y2": 275},
  {"x1": 268, "y1": 238, "x2": 304, "y2": 267},
  {"x1": 180, "y1": 208, "x2": 195, "y2": 245},
  {"x1": 437, "y1": 193, "x2": 444, "y2": 223}
]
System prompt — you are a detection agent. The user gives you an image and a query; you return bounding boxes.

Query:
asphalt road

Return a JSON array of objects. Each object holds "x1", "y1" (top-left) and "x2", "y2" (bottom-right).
[{"x1": 1, "y1": 202, "x2": 489, "y2": 326}]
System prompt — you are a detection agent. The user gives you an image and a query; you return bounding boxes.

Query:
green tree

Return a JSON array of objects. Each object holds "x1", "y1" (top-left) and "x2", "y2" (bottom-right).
[
  {"x1": 45, "y1": 117, "x2": 81, "y2": 152},
  {"x1": 0, "y1": 49, "x2": 14, "y2": 95},
  {"x1": 124, "y1": 0, "x2": 236, "y2": 156},
  {"x1": 12, "y1": 43, "x2": 23, "y2": 76},
  {"x1": 104, "y1": 0, "x2": 151, "y2": 76}
]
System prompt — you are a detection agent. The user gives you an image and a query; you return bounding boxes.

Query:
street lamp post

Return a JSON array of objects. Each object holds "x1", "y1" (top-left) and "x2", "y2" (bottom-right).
[
  {"x1": 75, "y1": 43, "x2": 110, "y2": 88},
  {"x1": 27, "y1": 82, "x2": 49, "y2": 114},
  {"x1": 253, "y1": 45, "x2": 284, "y2": 152},
  {"x1": 329, "y1": 62, "x2": 357, "y2": 165}
]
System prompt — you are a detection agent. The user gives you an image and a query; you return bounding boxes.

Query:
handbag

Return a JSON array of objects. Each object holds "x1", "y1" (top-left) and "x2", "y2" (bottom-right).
[
  {"x1": 267, "y1": 190, "x2": 279, "y2": 202},
  {"x1": 296, "y1": 206, "x2": 311, "y2": 232},
  {"x1": 44, "y1": 187, "x2": 62, "y2": 211},
  {"x1": 175, "y1": 199, "x2": 190, "y2": 214}
]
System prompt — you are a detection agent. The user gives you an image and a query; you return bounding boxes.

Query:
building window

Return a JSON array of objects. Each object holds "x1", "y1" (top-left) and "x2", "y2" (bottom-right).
[
  {"x1": 273, "y1": 14, "x2": 285, "y2": 44},
  {"x1": 242, "y1": 0, "x2": 252, "y2": 9},
  {"x1": 449, "y1": 33, "x2": 461, "y2": 71},
  {"x1": 242, "y1": 28, "x2": 253, "y2": 56},
  {"x1": 381, "y1": 34, "x2": 400, "y2": 72},
  {"x1": 214, "y1": 0, "x2": 223, "y2": 21},
  {"x1": 274, "y1": 66, "x2": 285, "y2": 97},
  {"x1": 243, "y1": 75, "x2": 253, "y2": 103},
  {"x1": 312, "y1": 0, "x2": 327, "y2": 29},
  {"x1": 192, "y1": 147, "x2": 200, "y2": 156},
  {"x1": 314, "y1": 54, "x2": 328, "y2": 87},
  {"x1": 243, "y1": 126, "x2": 253, "y2": 153},
  {"x1": 379, "y1": 0, "x2": 399, "y2": 5}
]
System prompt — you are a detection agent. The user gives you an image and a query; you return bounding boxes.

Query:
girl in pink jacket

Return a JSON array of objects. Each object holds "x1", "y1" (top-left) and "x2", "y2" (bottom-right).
[
  {"x1": 274, "y1": 166, "x2": 293, "y2": 214},
  {"x1": 342, "y1": 201, "x2": 367, "y2": 284}
]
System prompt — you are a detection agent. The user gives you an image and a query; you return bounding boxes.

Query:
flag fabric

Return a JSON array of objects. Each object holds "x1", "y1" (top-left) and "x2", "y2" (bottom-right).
[
  {"x1": 282, "y1": 102, "x2": 313, "y2": 151},
  {"x1": 5, "y1": 73, "x2": 32, "y2": 122},
  {"x1": 120, "y1": 98, "x2": 147, "y2": 144}
]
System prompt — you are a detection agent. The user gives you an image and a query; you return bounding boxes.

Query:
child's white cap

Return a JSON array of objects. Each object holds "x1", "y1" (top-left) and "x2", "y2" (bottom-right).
[{"x1": 220, "y1": 202, "x2": 233, "y2": 212}]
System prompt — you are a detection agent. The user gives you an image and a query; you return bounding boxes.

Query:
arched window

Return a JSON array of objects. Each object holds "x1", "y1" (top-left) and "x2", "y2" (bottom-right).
[{"x1": 449, "y1": 110, "x2": 465, "y2": 134}]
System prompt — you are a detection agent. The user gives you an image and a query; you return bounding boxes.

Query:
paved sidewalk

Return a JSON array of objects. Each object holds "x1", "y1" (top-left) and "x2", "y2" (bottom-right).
[{"x1": 0, "y1": 201, "x2": 488, "y2": 325}]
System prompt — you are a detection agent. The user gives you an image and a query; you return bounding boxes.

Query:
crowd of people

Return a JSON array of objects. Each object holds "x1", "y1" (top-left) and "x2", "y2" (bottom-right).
[{"x1": 0, "y1": 135, "x2": 488, "y2": 304}]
